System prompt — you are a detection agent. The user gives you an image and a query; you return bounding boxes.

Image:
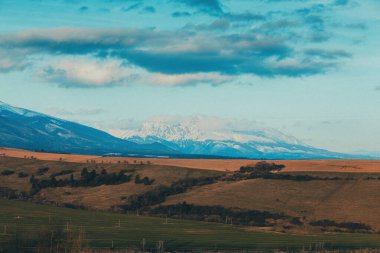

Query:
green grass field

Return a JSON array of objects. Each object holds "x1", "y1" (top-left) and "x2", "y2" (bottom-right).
[{"x1": 1, "y1": 199, "x2": 380, "y2": 251}]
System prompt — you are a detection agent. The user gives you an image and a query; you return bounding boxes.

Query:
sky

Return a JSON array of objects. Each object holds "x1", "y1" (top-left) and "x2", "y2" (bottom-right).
[{"x1": 0, "y1": 0, "x2": 379, "y2": 153}]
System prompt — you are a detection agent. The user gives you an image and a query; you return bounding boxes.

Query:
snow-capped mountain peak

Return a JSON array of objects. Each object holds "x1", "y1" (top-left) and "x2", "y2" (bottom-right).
[
  {"x1": 122, "y1": 116, "x2": 302, "y2": 145},
  {"x1": 138, "y1": 121, "x2": 203, "y2": 141}
]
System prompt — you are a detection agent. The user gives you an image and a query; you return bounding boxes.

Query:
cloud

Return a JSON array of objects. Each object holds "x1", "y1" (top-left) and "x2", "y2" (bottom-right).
[
  {"x1": 0, "y1": 27, "x2": 350, "y2": 79},
  {"x1": 375, "y1": 86, "x2": 380, "y2": 91},
  {"x1": 0, "y1": 50, "x2": 30, "y2": 73},
  {"x1": 141, "y1": 6, "x2": 156, "y2": 14},
  {"x1": 334, "y1": 0, "x2": 349, "y2": 6},
  {"x1": 121, "y1": 3, "x2": 143, "y2": 12},
  {"x1": 78, "y1": 6, "x2": 88, "y2": 12},
  {"x1": 304, "y1": 49, "x2": 351, "y2": 59},
  {"x1": 39, "y1": 56, "x2": 229, "y2": 88},
  {"x1": 308, "y1": 32, "x2": 331, "y2": 42},
  {"x1": 345, "y1": 23, "x2": 367, "y2": 30},
  {"x1": 148, "y1": 72, "x2": 231, "y2": 86},
  {"x1": 40, "y1": 57, "x2": 137, "y2": 88},
  {"x1": 225, "y1": 12, "x2": 266, "y2": 22},
  {"x1": 176, "y1": 0, "x2": 223, "y2": 15},
  {"x1": 172, "y1": 11, "x2": 191, "y2": 17},
  {"x1": 183, "y1": 19, "x2": 230, "y2": 31}
]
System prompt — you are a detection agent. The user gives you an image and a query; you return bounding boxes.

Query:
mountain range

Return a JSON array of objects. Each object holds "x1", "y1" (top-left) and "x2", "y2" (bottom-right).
[
  {"x1": 121, "y1": 117, "x2": 355, "y2": 159},
  {"x1": 0, "y1": 101, "x2": 175, "y2": 156},
  {"x1": 0, "y1": 101, "x2": 370, "y2": 159}
]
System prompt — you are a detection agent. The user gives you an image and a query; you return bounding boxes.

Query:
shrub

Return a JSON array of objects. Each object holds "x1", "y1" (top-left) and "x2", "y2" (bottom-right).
[
  {"x1": 135, "y1": 175, "x2": 155, "y2": 185},
  {"x1": 50, "y1": 169, "x2": 75, "y2": 178},
  {"x1": 1, "y1": 169, "x2": 14, "y2": 176},
  {"x1": 310, "y1": 219, "x2": 372, "y2": 231},
  {"x1": 18, "y1": 172, "x2": 29, "y2": 178},
  {"x1": 36, "y1": 167, "x2": 49, "y2": 176}
]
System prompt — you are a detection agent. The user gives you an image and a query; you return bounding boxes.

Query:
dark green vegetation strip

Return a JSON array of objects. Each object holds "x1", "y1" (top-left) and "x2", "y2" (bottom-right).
[{"x1": 1, "y1": 199, "x2": 380, "y2": 251}]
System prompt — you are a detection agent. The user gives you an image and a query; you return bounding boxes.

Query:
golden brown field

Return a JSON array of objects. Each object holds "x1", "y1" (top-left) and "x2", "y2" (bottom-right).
[
  {"x1": 1, "y1": 147, "x2": 380, "y2": 172},
  {"x1": 163, "y1": 177, "x2": 380, "y2": 230},
  {"x1": 2, "y1": 148, "x2": 380, "y2": 235}
]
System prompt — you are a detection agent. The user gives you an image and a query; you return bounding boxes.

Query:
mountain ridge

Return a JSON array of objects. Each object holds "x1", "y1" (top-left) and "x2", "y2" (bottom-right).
[{"x1": 0, "y1": 101, "x2": 176, "y2": 156}]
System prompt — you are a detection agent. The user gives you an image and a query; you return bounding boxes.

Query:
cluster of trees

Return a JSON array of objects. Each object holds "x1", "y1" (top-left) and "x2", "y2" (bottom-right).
[
  {"x1": 36, "y1": 167, "x2": 49, "y2": 176},
  {"x1": 0, "y1": 187, "x2": 28, "y2": 200},
  {"x1": 240, "y1": 161, "x2": 285, "y2": 174},
  {"x1": 120, "y1": 176, "x2": 220, "y2": 211},
  {"x1": 30, "y1": 168, "x2": 133, "y2": 194},
  {"x1": 1, "y1": 169, "x2": 14, "y2": 176},
  {"x1": 226, "y1": 161, "x2": 342, "y2": 181},
  {"x1": 18, "y1": 172, "x2": 29, "y2": 178},
  {"x1": 310, "y1": 219, "x2": 372, "y2": 232},
  {"x1": 225, "y1": 161, "x2": 285, "y2": 181},
  {"x1": 134, "y1": 175, "x2": 155, "y2": 185},
  {"x1": 364, "y1": 176, "x2": 380, "y2": 180},
  {"x1": 50, "y1": 169, "x2": 75, "y2": 178},
  {"x1": 149, "y1": 202, "x2": 289, "y2": 226}
]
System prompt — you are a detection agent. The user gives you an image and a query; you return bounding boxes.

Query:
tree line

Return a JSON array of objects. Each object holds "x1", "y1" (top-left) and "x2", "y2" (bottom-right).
[{"x1": 30, "y1": 168, "x2": 133, "y2": 195}]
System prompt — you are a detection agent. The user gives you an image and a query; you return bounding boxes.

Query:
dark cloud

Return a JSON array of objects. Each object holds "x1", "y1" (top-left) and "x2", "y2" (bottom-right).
[
  {"x1": 121, "y1": 3, "x2": 143, "y2": 12},
  {"x1": 304, "y1": 15, "x2": 325, "y2": 31},
  {"x1": 176, "y1": 0, "x2": 223, "y2": 15},
  {"x1": 172, "y1": 11, "x2": 191, "y2": 17},
  {"x1": 225, "y1": 12, "x2": 266, "y2": 22},
  {"x1": 334, "y1": 0, "x2": 349, "y2": 6},
  {"x1": 142, "y1": 6, "x2": 156, "y2": 13},
  {"x1": 78, "y1": 6, "x2": 89, "y2": 12}
]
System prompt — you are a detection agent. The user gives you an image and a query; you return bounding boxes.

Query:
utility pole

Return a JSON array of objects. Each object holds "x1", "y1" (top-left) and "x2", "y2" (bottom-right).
[
  {"x1": 14, "y1": 216, "x2": 23, "y2": 252},
  {"x1": 3, "y1": 225, "x2": 6, "y2": 235},
  {"x1": 117, "y1": 219, "x2": 121, "y2": 228},
  {"x1": 165, "y1": 215, "x2": 168, "y2": 224},
  {"x1": 141, "y1": 238, "x2": 146, "y2": 252},
  {"x1": 50, "y1": 230, "x2": 54, "y2": 253},
  {"x1": 157, "y1": 240, "x2": 164, "y2": 253}
]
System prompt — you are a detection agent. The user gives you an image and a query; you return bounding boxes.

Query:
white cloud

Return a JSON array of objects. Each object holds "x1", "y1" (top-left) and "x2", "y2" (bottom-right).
[
  {"x1": 147, "y1": 72, "x2": 231, "y2": 86},
  {"x1": 39, "y1": 56, "x2": 231, "y2": 88},
  {"x1": 0, "y1": 50, "x2": 29, "y2": 73},
  {"x1": 41, "y1": 57, "x2": 138, "y2": 88}
]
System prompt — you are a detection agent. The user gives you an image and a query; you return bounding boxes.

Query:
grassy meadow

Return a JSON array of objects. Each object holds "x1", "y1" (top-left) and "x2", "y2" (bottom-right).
[{"x1": 1, "y1": 199, "x2": 380, "y2": 251}]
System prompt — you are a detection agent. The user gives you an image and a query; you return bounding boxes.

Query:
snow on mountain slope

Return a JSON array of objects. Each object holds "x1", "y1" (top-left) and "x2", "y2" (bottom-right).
[{"x1": 122, "y1": 116, "x2": 350, "y2": 159}]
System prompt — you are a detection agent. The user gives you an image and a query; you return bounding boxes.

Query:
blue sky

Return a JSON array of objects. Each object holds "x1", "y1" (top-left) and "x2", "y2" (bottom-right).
[{"x1": 0, "y1": 0, "x2": 379, "y2": 153}]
